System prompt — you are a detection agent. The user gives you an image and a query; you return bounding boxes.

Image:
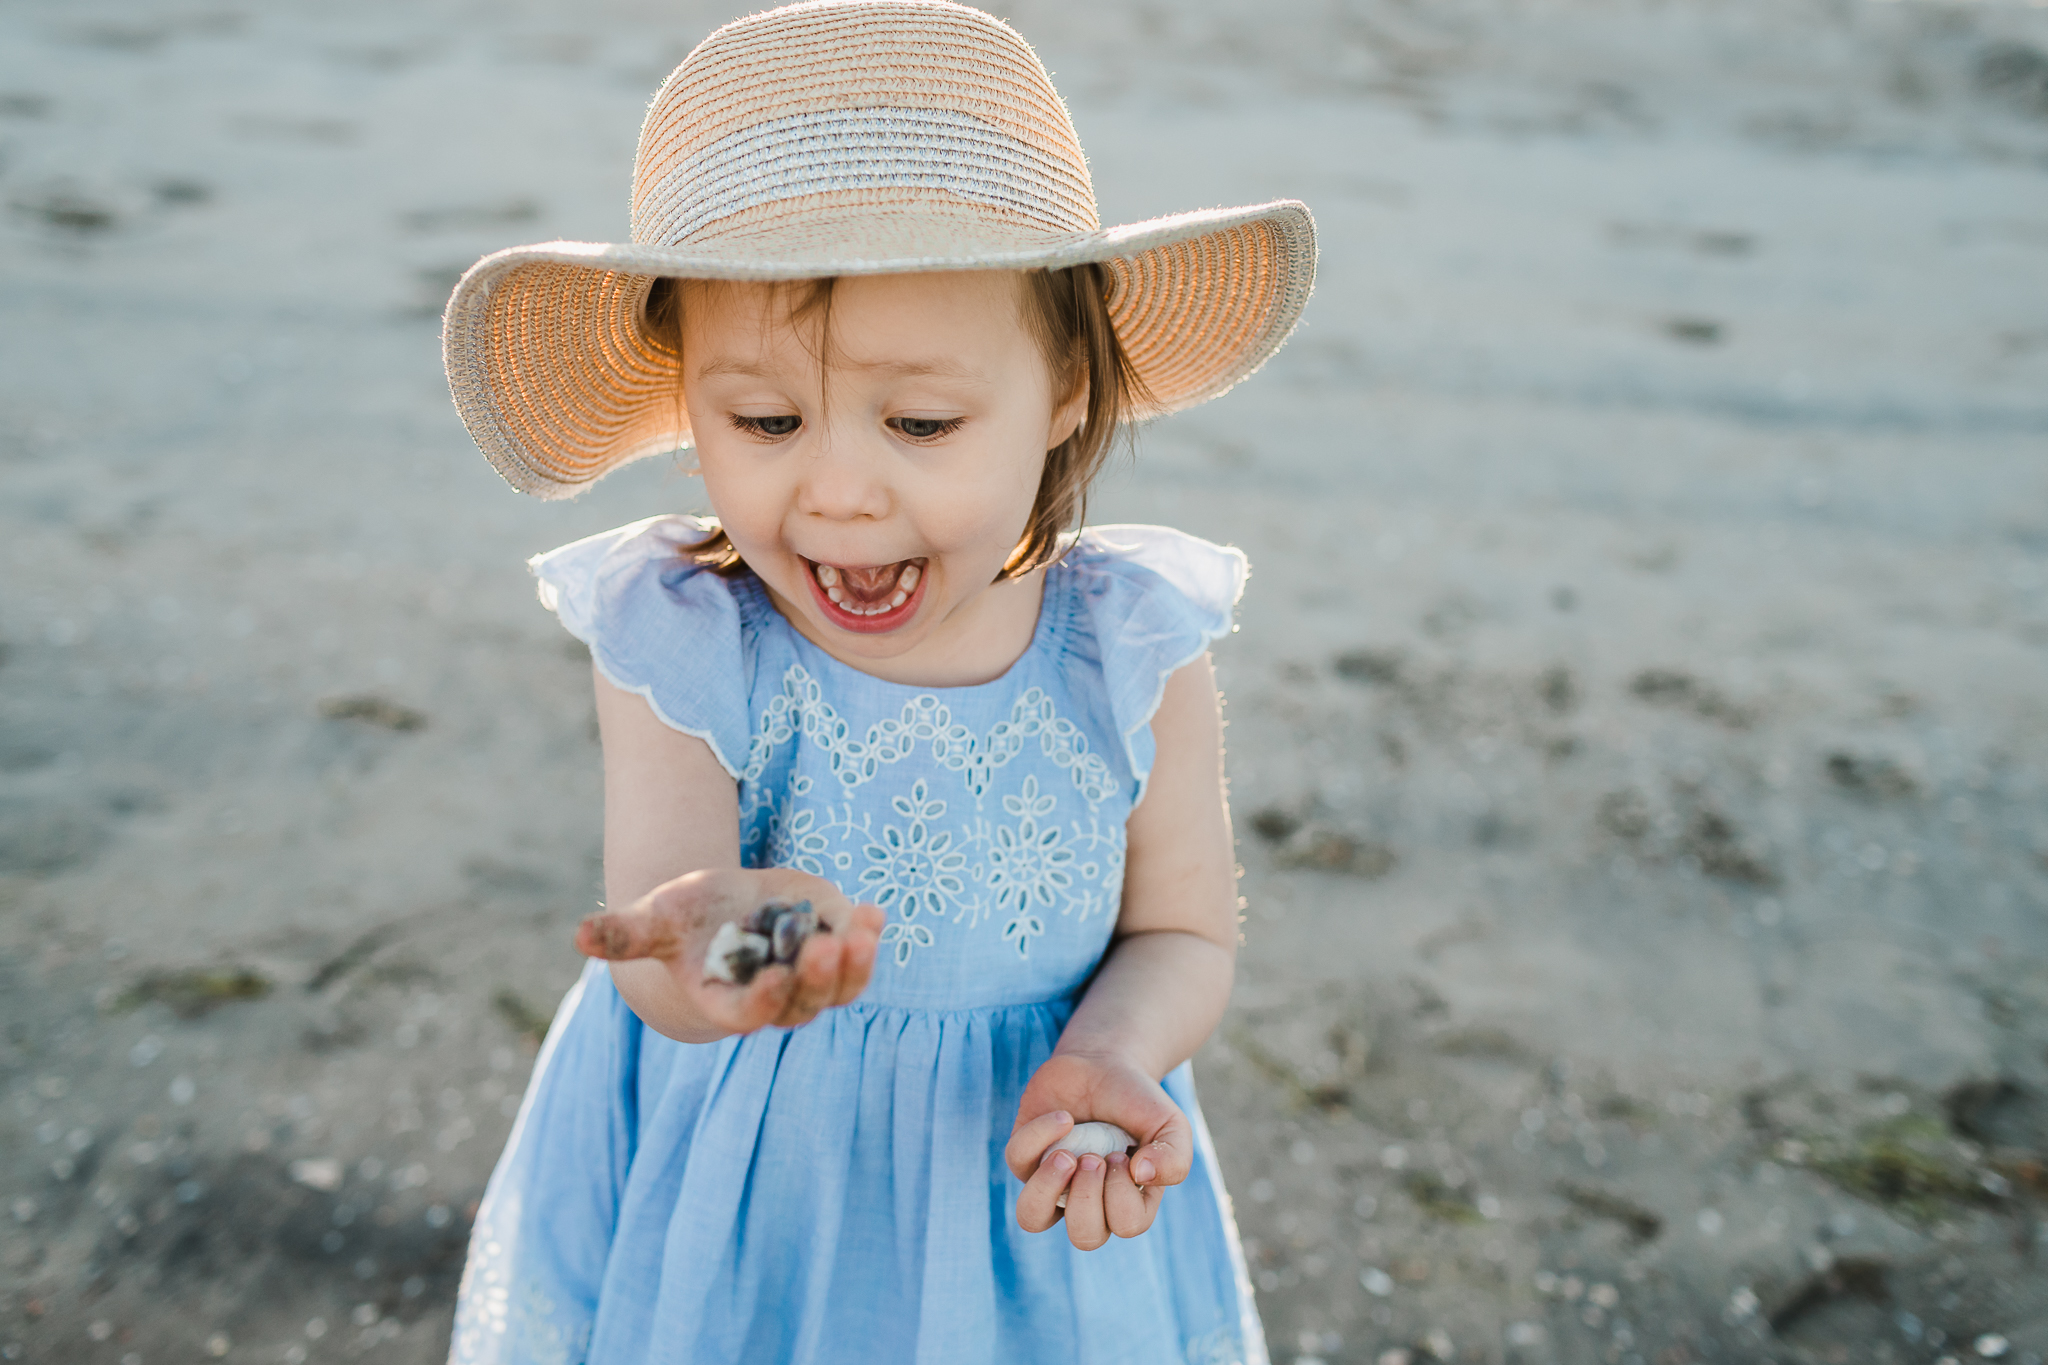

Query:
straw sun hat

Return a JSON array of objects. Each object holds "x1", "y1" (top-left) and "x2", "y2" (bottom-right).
[{"x1": 443, "y1": 0, "x2": 1317, "y2": 499}]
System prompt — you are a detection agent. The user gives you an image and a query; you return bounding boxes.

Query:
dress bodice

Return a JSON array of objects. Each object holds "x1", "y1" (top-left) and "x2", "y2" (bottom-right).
[{"x1": 531, "y1": 515, "x2": 1246, "y2": 1011}]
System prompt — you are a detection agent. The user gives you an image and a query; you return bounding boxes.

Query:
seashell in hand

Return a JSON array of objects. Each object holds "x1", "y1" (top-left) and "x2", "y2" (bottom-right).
[
  {"x1": 1050, "y1": 1122, "x2": 1138, "y2": 1208},
  {"x1": 1053, "y1": 1122, "x2": 1138, "y2": 1158},
  {"x1": 704, "y1": 899, "x2": 822, "y2": 985}
]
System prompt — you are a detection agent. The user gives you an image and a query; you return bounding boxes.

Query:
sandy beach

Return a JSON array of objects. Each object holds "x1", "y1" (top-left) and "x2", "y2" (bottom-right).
[{"x1": 3, "y1": 0, "x2": 2047, "y2": 1360}]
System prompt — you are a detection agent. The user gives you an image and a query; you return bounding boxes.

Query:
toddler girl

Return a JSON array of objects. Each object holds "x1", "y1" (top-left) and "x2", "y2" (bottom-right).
[{"x1": 440, "y1": 2, "x2": 1314, "y2": 1361}]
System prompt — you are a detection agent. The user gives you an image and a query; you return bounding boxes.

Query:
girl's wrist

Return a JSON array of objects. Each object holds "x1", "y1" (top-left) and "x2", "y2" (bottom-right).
[
  {"x1": 1049, "y1": 1036, "x2": 1175, "y2": 1083},
  {"x1": 1048, "y1": 1039, "x2": 1144, "y2": 1068},
  {"x1": 1051, "y1": 929, "x2": 1234, "y2": 1081}
]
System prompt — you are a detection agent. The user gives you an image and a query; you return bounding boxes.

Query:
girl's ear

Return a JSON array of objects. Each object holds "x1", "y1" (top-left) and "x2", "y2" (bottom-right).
[{"x1": 1048, "y1": 367, "x2": 1090, "y2": 452}]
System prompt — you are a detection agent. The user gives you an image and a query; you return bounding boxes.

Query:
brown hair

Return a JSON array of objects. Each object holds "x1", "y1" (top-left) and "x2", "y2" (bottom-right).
[{"x1": 642, "y1": 265, "x2": 1146, "y2": 580}]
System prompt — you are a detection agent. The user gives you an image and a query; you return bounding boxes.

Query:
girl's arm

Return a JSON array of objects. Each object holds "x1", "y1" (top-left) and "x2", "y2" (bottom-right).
[
  {"x1": 1004, "y1": 652, "x2": 1239, "y2": 1248},
  {"x1": 574, "y1": 668, "x2": 883, "y2": 1044}
]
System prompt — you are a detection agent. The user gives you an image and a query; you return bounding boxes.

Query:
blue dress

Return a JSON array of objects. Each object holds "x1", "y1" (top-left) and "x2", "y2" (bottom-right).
[{"x1": 449, "y1": 515, "x2": 1266, "y2": 1365}]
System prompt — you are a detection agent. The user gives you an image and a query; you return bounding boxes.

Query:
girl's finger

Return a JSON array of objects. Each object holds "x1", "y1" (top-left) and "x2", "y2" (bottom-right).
[
  {"x1": 1129, "y1": 1138, "x2": 1185, "y2": 1189},
  {"x1": 804, "y1": 890, "x2": 868, "y2": 935},
  {"x1": 722, "y1": 963, "x2": 795, "y2": 1033},
  {"x1": 830, "y1": 915, "x2": 879, "y2": 1007},
  {"x1": 1063, "y1": 1155, "x2": 1109, "y2": 1251},
  {"x1": 1015, "y1": 1148, "x2": 1076, "y2": 1233},
  {"x1": 822, "y1": 901, "x2": 880, "y2": 1003},
  {"x1": 835, "y1": 929, "x2": 876, "y2": 1002},
  {"x1": 1003, "y1": 1110, "x2": 1075, "y2": 1182},
  {"x1": 1130, "y1": 1109, "x2": 1194, "y2": 1187},
  {"x1": 777, "y1": 932, "x2": 843, "y2": 1025},
  {"x1": 1102, "y1": 1152, "x2": 1154, "y2": 1238},
  {"x1": 827, "y1": 933, "x2": 868, "y2": 1010}
]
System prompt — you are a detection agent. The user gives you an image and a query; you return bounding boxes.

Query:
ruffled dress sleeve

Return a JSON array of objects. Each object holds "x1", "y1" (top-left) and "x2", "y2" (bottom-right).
[
  {"x1": 528, "y1": 514, "x2": 752, "y2": 779},
  {"x1": 1064, "y1": 524, "x2": 1248, "y2": 800}
]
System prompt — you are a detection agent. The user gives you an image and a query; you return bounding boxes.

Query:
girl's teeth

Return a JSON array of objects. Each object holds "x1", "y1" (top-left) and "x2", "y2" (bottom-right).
[{"x1": 814, "y1": 558, "x2": 922, "y2": 617}]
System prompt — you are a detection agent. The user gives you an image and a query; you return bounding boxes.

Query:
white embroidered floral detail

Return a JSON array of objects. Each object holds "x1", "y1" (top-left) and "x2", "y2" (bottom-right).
[
  {"x1": 1069, "y1": 889, "x2": 1110, "y2": 923},
  {"x1": 509, "y1": 1274, "x2": 586, "y2": 1365},
  {"x1": 972, "y1": 690, "x2": 1117, "y2": 805},
  {"x1": 878, "y1": 921, "x2": 936, "y2": 965},
  {"x1": 985, "y1": 776, "x2": 1076, "y2": 922},
  {"x1": 1182, "y1": 1324, "x2": 1250, "y2": 1365},
  {"x1": 740, "y1": 665, "x2": 1116, "y2": 805},
  {"x1": 731, "y1": 666, "x2": 1136, "y2": 970},
  {"x1": 859, "y1": 780, "x2": 975, "y2": 925},
  {"x1": 447, "y1": 1226, "x2": 509, "y2": 1363},
  {"x1": 447, "y1": 1192, "x2": 591, "y2": 1365},
  {"x1": 1001, "y1": 911, "x2": 1044, "y2": 958},
  {"x1": 767, "y1": 805, "x2": 832, "y2": 877},
  {"x1": 1067, "y1": 815, "x2": 1128, "y2": 893}
]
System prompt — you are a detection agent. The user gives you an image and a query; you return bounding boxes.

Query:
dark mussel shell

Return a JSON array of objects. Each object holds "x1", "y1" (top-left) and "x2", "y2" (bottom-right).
[
  {"x1": 710, "y1": 898, "x2": 824, "y2": 978},
  {"x1": 707, "y1": 900, "x2": 827, "y2": 986},
  {"x1": 769, "y1": 902, "x2": 818, "y2": 964}
]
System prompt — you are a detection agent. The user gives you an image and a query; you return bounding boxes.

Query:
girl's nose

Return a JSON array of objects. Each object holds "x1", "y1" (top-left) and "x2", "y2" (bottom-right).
[{"x1": 793, "y1": 429, "x2": 891, "y2": 522}]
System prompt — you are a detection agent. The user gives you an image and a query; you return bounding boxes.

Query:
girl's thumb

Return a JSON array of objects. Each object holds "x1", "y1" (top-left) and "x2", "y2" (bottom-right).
[
  {"x1": 576, "y1": 908, "x2": 678, "y2": 962},
  {"x1": 1130, "y1": 1105, "x2": 1192, "y2": 1187}
]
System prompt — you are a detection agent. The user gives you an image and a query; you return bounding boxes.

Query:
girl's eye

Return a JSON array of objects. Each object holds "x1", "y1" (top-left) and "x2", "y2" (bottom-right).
[
  {"x1": 732, "y1": 414, "x2": 801, "y2": 438},
  {"x1": 889, "y1": 416, "x2": 965, "y2": 441}
]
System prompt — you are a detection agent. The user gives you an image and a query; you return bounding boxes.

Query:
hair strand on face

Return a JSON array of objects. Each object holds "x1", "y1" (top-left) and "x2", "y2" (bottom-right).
[{"x1": 639, "y1": 265, "x2": 1147, "y2": 581}]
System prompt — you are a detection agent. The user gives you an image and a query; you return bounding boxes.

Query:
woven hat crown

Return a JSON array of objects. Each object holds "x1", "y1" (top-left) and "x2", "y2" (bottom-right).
[{"x1": 631, "y1": 0, "x2": 1098, "y2": 258}]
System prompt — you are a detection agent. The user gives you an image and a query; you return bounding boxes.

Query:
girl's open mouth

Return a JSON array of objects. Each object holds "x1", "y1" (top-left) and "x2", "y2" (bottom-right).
[{"x1": 804, "y1": 556, "x2": 928, "y2": 634}]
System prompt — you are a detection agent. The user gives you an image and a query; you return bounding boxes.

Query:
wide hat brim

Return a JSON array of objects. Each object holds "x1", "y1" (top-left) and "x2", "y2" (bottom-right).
[{"x1": 443, "y1": 198, "x2": 1315, "y2": 500}]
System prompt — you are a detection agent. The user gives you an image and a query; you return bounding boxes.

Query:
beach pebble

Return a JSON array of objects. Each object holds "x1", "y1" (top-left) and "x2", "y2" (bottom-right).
[
  {"x1": 704, "y1": 900, "x2": 821, "y2": 985},
  {"x1": 1050, "y1": 1122, "x2": 1138, "y2": 1208}
]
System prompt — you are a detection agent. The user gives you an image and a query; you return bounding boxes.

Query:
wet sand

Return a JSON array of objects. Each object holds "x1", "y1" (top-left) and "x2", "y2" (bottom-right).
[{"x1": 3, "y1": 0, "x2": 2047, "y2": 1360}]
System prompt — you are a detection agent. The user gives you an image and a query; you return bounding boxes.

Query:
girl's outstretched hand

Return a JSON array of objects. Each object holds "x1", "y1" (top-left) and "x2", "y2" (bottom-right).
[
  {"x1": 1006, "y1": 1051, "x2": 1193, "y2": 1250},
  {"x1": 575, "y1": 868, "x2": 883, "y2": 1037}
]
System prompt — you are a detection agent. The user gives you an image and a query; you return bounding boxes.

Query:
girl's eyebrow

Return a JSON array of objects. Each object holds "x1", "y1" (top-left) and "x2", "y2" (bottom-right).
[
  {"x1": 855, "y1": 358, "x2": 987, "y2": 382},
  {"x1": 692, "y1": 356, "x2": 987, "y2": 383},
  {"x1": 692, "y1": 358, "x2": 779, "y2": 380}
]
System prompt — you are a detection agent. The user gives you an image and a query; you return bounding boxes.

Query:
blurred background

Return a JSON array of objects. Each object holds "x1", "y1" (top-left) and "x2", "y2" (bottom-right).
[{"x1": 3, "y1": 0, "x2": 2047, "y2": 1361}]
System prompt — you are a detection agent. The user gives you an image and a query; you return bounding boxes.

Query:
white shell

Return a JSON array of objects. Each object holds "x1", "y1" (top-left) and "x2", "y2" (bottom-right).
[
  {"x1": 1051, "y1": 1122, "x2": 1137, "y2": 1158},
  {"x1": 703, "y1": 921, "x2": 767, "y2": 985},
  {"x1": 1050, "y1": 1122, "x2": 1139, "y2": 1208}
]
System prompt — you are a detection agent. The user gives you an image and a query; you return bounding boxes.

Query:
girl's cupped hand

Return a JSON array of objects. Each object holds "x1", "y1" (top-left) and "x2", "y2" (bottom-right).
[
  {"x1": 575, "y1": 868, "x2": 884, "y2": 1034},
  {"x1": 1005, "y1": 1051, "x2": 1192, "y2": 1250}
]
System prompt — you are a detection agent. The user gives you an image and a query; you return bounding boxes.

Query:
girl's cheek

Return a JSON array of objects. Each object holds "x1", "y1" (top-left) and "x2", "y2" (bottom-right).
[
  {"x1": 931, "y1": 446, "x2": 1043, "y2": 544},
  {"x1": 697, "y1": 459, "x2": 776, "y2": 543},
  {"x1": 923, "y1": 516, "x2": 1026, "y2": 589}
]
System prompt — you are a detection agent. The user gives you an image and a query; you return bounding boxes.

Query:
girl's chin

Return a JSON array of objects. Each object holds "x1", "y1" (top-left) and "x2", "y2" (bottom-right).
[{"x1": 801, "y1": 559, "x2": 931, "y2": 636}]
